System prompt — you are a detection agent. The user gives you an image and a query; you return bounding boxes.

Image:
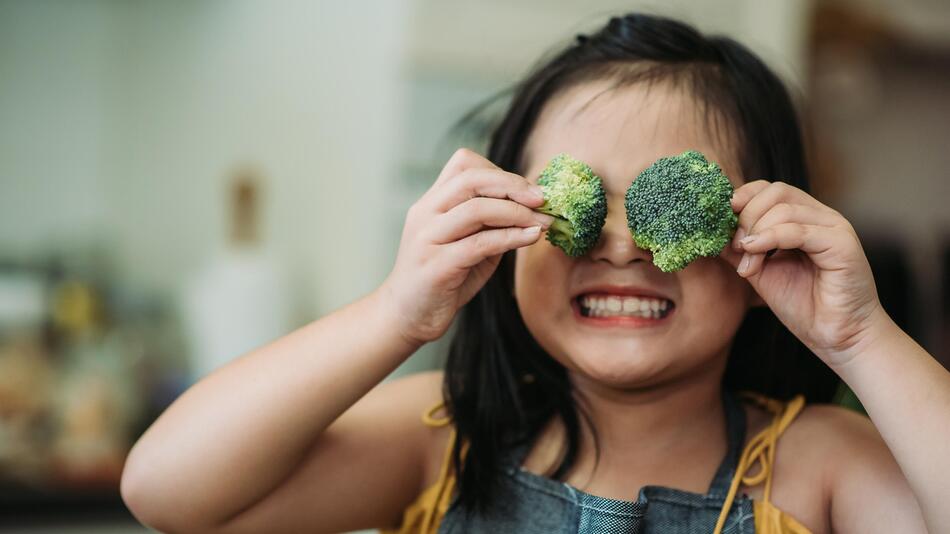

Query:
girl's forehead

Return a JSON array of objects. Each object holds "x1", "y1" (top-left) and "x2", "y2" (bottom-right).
[{"x1": 522, "y1": 80, "x2": 744, "y2": 194}]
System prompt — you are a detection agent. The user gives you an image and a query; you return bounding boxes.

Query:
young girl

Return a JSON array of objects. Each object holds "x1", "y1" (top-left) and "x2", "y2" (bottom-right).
[{"x1": 121, "y1": 14, "x2": 948, "y2": 534}]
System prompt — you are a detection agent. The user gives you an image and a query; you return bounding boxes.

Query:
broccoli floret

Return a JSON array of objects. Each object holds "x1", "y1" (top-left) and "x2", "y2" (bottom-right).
[
  {"x1": 624, "y1": 150, "x2": 738, "y2": 272},
  {"x1": 535, "y1": 153, "x2": 608, "y2": 257}
]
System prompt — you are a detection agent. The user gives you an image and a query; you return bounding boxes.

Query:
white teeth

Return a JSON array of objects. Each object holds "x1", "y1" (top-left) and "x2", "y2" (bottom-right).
[
  {"x1": 606, "y1": 297, "x2": 622, "y2": 312},
  {"x1": 579, "y1": 294, "x2": 672, "y2": 319}
]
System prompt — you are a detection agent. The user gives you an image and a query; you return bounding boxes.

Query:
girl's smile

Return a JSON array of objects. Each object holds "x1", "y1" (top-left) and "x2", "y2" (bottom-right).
[{"x1": 572, "y1": 287, "x2": 675, "y2": 326}]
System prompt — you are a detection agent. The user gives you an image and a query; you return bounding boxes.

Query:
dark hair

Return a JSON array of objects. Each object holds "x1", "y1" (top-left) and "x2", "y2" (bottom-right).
[{"x1": 443, "y1": 13, "x2": 839, "y2": 513}]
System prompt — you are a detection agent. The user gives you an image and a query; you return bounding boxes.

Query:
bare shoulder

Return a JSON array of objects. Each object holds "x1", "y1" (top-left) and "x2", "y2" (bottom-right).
[
  {"x1": 784, "y1": 403, "x2": 882, "y2": 460},
  {"x1": 743, "y1": 402, "x2": 892, "y2": 478},
  {"x1": 321, "y1": 369, "x2": 449, "y2": 492},
  {"x1": 296, "y1": 369, "x2": 450, "y2": 531},
  {"x1": 751, "y1": 402, "x2": 925, "y2": 533},
  {"x1": 375, "y1": 369, "x2": 445, "y2": 413},
  {"x1": 782, "y1": 403, "x2": 911, "y2": 489},
  {"x1": 353, "y1": 369, "x2": 445, "y2": 429},
  {"x1": 371, "y1": 370, "x2": 452, "y2": 489},
  {"x1": 365, "y1": 368, "x2": 448, "y2": 440}
]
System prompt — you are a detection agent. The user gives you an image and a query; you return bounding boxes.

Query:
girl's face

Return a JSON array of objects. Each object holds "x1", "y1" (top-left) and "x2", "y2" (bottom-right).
[{"x1": 515, "y1": 79, "x2": 757, "y2": 390}]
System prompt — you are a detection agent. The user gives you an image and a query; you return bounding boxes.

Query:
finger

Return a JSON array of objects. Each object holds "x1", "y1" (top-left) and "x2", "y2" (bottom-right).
[
  {"x1": 742, "y1": 222, "x2": 836, "y2": 255},
  {"x1": 736, "y1": 251, "x2": 767, "y2": 278},
  {"x1": 447, "y1": 226, "x2": 543, "y2": 269},
  {"x1": 733, "y1": 202, "x2": 842, "y2": 252},
  {"x1": 730, "y1": 180, "x2": 771, "y2": 251},
  {"x1": 730, "y1": 180, "x2": 771, "y2": 213},
  {"x1": 735, "y1": 223, "x2": 838, "y2": 279},
  {"x1": 433, "y1": 148, "x2": 498, "y2": 188},
  {"x1": 719, "y1": 242, "x2": 744, "y2": 271},
  {"x1": 428, "y1": 167, "x2": 544, "y2": 213},
  {"x1": 734, "y1": 181, "x2": 832, "y2": 247},
  {"x1": 737, "y1": 250, "x2": 790, "y2": 278},
  {"x1": 429, "y1": 197, "x2": 555, "y2": 244}
]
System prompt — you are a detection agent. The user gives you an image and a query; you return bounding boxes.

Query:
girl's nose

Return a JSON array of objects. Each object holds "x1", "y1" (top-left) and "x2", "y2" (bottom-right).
[{"x1": 587, "y1": 196, "x2": 652, "y2": 266}]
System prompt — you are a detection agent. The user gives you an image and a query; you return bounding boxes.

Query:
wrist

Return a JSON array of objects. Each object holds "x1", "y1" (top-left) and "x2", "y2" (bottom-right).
[
  {"x1": 824, "y1": 305, "x2": 902, "y2": 375},
  {"x1": 370, "y1": 281, "x2": 426, "y2": 356}
]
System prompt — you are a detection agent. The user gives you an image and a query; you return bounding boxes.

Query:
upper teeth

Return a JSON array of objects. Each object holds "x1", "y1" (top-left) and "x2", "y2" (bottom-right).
[{"x1": 580, "y1": 295, "x2": 670, "y2": 318}]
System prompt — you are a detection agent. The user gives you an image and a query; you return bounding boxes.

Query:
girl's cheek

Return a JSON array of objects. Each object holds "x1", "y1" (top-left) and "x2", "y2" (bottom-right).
[
  {"x1": 515, "y1": 244, "x2": 569, "y2": 304},
  {"x1": 683, "y1": 259, "x2": 749, "y2": 312}
]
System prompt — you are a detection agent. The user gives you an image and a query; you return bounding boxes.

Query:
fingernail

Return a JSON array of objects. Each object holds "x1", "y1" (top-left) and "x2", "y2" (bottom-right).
[
  {"x1": 733, "y1": 228, "x2": 746, "y2": 250},
  {"x1": 534, "y1": 213, "x2": 555, "y2": 228},
  {"x1": 529, "y1": 186, "x2": 545, "y2": 200},
  {"x1": 739, "y1": 234, "x2": 757, "y2": 246},
  {"x1": 738, "y1": 253, "x2": 750, "y2": 275},
  {"x1": 523, "y1": 225, "x2": 541, "y2": 236}
]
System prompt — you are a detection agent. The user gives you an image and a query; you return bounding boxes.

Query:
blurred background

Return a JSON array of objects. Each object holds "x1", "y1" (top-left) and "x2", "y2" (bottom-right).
[{"x1": 1, "y1": 0, "x2": 948, "y2": 532}]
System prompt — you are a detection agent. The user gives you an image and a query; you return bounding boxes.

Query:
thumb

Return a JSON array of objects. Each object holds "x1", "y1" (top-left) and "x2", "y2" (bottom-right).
[{"x1": 719, "y1": 242, "x2": 768, "y2": 308}]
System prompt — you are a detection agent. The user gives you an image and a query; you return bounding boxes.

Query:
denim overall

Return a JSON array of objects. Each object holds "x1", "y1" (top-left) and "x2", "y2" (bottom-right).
[{"x1": 436, "y1": 393, "x2": 754, "y2": 534}]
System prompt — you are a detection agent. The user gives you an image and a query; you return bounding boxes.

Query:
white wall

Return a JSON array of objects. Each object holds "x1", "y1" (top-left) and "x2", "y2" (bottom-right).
[
  {"x1": 1, "y1": 1, "x2": 407, "y2": 323},
  {"x1": 0, "y1": 1, "x2": 114, "y2": 252},
  {"x1": 102, "y1": 1, "x2": 407, "y2": 318}
]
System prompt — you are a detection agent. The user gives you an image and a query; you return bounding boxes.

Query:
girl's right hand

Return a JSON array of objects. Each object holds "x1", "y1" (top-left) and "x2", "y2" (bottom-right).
[{"x1": 380, "y1": 148, "x2": 554, "y2": 346}]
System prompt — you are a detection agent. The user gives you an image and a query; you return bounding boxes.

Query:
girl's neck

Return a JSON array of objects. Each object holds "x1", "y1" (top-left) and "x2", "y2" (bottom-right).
[
  {"x1": 572, "y1": 364, "x2": 726, "y2": 453},
  {"x1": 546, "y1": 358, "x2": 731, "y2": 494}
]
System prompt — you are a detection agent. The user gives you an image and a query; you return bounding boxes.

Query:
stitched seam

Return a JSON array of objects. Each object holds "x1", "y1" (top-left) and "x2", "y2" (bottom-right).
[
  {"x1": 577, "y1": 504, "x2": 645, "y2": 518},
  {"x1": 514, "y1": 474, "x2": 647, "y2": 518},
  {"x1": 508, "y1": 473, "x2": 578, "y2": 504},
  {"x1": 646, "y1": 494, "x2": 745, "y2": 512}
]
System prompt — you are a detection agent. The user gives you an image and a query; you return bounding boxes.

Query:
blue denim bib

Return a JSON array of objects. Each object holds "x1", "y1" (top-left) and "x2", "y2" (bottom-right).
[{"x1": 437, "y1": 392, "x2": 754, "y2": 534}]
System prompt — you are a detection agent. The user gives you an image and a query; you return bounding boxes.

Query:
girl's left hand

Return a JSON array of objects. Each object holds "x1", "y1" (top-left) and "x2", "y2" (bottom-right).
[{"x1": 721, "y1": 180, "x2": 887, "y2": 368}]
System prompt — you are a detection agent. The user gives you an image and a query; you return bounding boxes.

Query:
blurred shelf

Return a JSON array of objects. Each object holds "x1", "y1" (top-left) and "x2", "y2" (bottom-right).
[{"x1": 0, "y1": 484, "x2": 144, "y2": 531}]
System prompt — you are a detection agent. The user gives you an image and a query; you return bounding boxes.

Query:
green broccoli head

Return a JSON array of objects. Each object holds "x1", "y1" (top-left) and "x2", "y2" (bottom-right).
[
  {"x1": 624, "y1": 150, "x2": 738, "y2": 272},
  {"x1": 535, "y1": 153, "x2": 608, "y2": 257}
]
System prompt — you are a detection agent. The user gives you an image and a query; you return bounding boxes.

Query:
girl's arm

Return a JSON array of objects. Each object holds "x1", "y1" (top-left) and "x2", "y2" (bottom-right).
[
  {"x1": 829, "y1": 310, "x2": 948, "y2": 532},
  {"x1": 729, "y1": 180, "x2": 943, "y2": 533},
  {"x1": 120, "y1": 148, "x2": 553, "y2": 533},
  {"x1": 121, "y1": 289, "x2": 430, "y2": 533}
]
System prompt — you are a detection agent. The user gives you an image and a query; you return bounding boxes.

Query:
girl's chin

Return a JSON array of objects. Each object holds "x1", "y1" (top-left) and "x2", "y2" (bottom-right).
[{"x1": 564, "y1": 349, "x2": 672, "y2": 388}]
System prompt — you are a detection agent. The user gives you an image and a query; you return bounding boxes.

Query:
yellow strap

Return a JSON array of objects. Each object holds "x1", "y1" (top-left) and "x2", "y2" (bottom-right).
[
  {"x1": 382, "y1": 401, "x2": 461, "y2": 534},
  {"x1": 418, "y1": 400, "x2": 465, "y2": 533},
  {"x1": 422, "y1": 401, "x2": 452, "y2": 427},
  {"x1": 419, "y1": 427, "x2": 457, "y2": 533},
  {"x1": 754, "y1": 499, "x2": 814, "y2": 534},
  {"x1": 712, "y1": 394, "x2": 805, "y2": 534}
]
